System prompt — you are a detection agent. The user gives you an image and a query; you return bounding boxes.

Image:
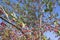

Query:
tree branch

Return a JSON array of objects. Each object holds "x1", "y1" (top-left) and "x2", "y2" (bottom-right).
[{"x1": 0, "y1": 17, "x2": 24, "y2": 34}]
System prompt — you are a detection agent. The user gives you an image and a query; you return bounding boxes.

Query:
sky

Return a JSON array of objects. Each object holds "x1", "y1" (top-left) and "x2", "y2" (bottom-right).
[
  {"x1": 43, "y1": 2, "x2": 60, "y2": 40},
  {"x1": 0, "y1": 0, "x2": 60, "y2": 40}
]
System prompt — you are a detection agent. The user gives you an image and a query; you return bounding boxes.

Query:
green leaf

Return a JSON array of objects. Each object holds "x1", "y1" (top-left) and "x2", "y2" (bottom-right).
[
  {"x1": 44, "y1": 9, "x2": 49, "y2": 12},
  {"x1": 49, "y1": 2, "x2": 53, "y2": 8},
  {"x1": 49, "y1": 8, "x2": 53, "y2": 12}
]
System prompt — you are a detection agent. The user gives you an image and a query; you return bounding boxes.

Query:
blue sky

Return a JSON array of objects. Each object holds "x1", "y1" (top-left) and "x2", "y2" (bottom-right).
[
  {"x1": 43, "y1": 2, "x2": 60, "y2": 40},
  {"x1": 44, "y1": 31, "x2": 60, "y2": 40}
]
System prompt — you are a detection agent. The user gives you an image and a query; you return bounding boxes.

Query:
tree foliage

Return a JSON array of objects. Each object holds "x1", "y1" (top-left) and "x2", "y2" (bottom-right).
[{"x1": 0, "y1": 0, "x2": 60, "y2": 40}]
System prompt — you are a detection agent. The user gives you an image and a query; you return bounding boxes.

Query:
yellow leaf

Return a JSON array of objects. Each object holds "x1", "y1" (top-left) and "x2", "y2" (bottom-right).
[
  {"x1": 58, "y1": 30, "x2": 60, "y2": 34},
  {"x1": 54, "y1": 21, "x2": 58, "y2": 26},
  {"x1": 42, "y1": 36, "x2": 47, "y2": 40},
  {"x1": 13, "y1": 18, "x2": 17, "y2": 21},
  {"x1": 4, "y1": 30, "x2": 9, "y2": 36},
  {"x1": 21, "y1": 22, "x2": 26, "y2": 28}
]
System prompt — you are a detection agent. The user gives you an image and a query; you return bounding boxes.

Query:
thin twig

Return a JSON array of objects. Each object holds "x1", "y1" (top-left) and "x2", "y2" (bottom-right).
[{"x1": 0, "y1": 5, "x2": 10, "y2": 22}]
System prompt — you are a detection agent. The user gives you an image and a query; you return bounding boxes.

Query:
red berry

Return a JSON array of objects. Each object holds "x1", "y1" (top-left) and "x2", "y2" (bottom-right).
[
  {"x1": 1, "y1": 22, "x2": 6, "y2": 27},
  {"x1": 22, "y1": 30, "x2": 27, "y2": 33},
  {"x1": 0, "y1": 9, "x2": 3, "y2": 14},
  {"x1": 54, "y1": 28, "x2": 58, "y2": 32},
  {"x1": 28, "y1": 30, "x2": 31, "y2": 32}
]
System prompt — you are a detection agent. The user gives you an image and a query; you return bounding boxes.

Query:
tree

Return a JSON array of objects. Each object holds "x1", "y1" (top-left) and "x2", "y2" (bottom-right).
[{"x1": 0, "y1": 0, "x2": 60, "y2": 40}]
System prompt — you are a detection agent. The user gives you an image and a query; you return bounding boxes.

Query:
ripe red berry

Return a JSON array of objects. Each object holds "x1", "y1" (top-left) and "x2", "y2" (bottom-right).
[{"x1": 0, "y1": 22, "x2": 6, "y2": 27}]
